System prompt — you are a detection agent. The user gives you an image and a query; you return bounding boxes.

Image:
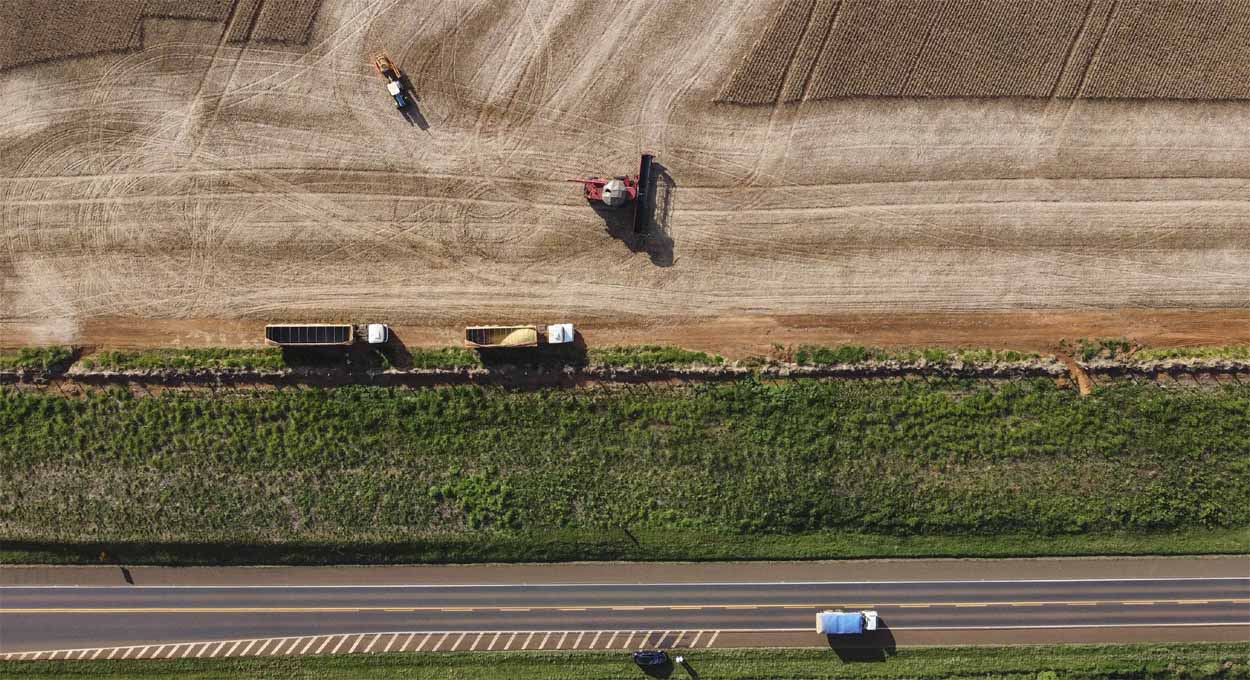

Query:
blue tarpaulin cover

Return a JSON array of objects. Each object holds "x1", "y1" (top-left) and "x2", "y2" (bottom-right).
[{"x1": 818, "y1": 612, "x2": 864, "y2": 634}]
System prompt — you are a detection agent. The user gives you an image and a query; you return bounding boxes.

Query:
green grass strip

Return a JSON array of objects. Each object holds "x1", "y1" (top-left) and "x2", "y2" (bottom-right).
[
  {"x1": 1135, "y1": 345, "x2": 1250, "y2": 362},
  {"x1": 0, "y1": 527, "x2": 1243, "y2": 566},
  {"x1": 589, "y1": 345, "x2": 724, "y2": 368},
  {"x1": 1, "y1": 644, "x2": 1246, "y2": 679},
  {"x1": 80, "y1": 348, "x2": 287, "y2": 371},
  {"x1": 0, "y1": 346, "x2": 73, "y2": 371},
  {"x1": 2, "y1": 379, "x2": 1248, "y2": 565}
]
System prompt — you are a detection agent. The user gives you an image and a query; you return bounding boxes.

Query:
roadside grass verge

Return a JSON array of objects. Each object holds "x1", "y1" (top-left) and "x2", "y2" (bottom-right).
[
  {"x1": 2, "y1": 379, "x2": 1247, "y2": 564},
  {"x1": 1136, "y1": 345, "x2": 1250, "y2": 362},
  {"x1": 0, "y1": 346, "x2": 74, "y2": 371},
  {"x1": 79, "y1": 348, "x2": 287, "y2": 371},
  {"x1": 2, "y1": 527, "x2": 1243, "y2": 566},
  {"x1": 588, "y1": 345, "x2": 724, "y2": 368},
  {"x1": 792, "y1": 345, "x2": 1040, "y2": 366},
  {"x1": 404, "y1": 347, "x2": 480, "y2": 369},
  {"x1": 2, "y1": 644, "x2": 1246, "y2": 679}
]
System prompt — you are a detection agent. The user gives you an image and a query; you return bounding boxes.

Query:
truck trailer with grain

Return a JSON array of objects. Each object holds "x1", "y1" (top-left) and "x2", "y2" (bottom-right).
[{"x1": 464, "y1": 323, "x2": 575, "y2": 349}]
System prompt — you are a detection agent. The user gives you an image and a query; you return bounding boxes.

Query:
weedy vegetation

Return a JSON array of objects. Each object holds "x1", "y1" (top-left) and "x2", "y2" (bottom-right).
[
  {"x1": 79, "y1": 348, "x2": 287, "y2": 371},
  {"x1": 2, "y1": 378, "x2": 1246, "y2": 564},
  {"x1": 0, "y1": 346, "x2": 74, "y2": 371}
]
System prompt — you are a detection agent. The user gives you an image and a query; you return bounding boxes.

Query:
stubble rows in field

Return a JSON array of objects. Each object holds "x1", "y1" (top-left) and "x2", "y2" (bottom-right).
[
  {"x1": 720, "y1": 0, "x2": 1250, "y2": 103},
  {"x1": 1, "y1": 0, "x2": 1249, "y2": 351}
]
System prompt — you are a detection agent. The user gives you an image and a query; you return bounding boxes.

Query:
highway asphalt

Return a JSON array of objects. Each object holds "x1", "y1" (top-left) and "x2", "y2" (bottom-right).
[{"x1": 1, "y1": 559, "x2": 1246, "y2": 657}]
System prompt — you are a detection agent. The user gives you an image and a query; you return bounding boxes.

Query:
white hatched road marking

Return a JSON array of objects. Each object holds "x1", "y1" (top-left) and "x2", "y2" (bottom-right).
[{"x1": 0, "y1": 629, "x2": 742, "y2": 661}]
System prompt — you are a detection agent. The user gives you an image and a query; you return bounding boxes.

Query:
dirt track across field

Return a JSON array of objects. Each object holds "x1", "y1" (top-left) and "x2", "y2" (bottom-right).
[{"x1": 2, "y1": 0, "x2": 1249, "y2": 352}]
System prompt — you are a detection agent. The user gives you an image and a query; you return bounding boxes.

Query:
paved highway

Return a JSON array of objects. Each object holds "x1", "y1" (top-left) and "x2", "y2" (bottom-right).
[{"x1": 1, "y1": 560, "x2": 1246, "y2": 660}]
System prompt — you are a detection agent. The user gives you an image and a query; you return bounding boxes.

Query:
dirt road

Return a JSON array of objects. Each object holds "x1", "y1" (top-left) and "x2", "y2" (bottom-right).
[{"x1": 2, "y1": 0, "x2": 1249, "y2": 351}]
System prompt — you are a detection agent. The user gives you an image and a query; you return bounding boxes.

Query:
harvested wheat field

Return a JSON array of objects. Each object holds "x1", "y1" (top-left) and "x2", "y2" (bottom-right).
[{"x1": 2, "y1": 0, "x2": 1249, "y2": 354}]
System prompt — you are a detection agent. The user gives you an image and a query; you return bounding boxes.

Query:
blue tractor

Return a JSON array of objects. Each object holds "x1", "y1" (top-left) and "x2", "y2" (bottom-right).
[{"x1": 373, "y1": 54, "x2": 410, "y2": 109}]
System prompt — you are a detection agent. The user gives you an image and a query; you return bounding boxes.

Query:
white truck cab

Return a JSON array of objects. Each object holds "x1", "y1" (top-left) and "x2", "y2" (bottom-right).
[{"x1": 365, "y1": 323, "x2": 389, "y2": 344}]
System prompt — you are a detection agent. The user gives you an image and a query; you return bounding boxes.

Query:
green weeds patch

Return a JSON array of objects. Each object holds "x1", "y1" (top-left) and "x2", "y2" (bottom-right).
[
  {"x1": 0, "y1": 346, "x2": 74, "y2": 371},
  {"x1": 2, "y1": 644, "x2": 1246, "y2": 680},
  {"x1": 80, "y1": 348, "x2": 287, "y2": 371},
  {"x1": 589, "y1": 345, "x2": 724, "y2": 368},
  {"x1": 404, "y1": 347, "x2": 481, "y2": 369},
  {"x1": 1136, "y1": 345, "x2": 1250, "y2": 362},
  {"x1": 1, "y1": 379, "x2": 1247, "y2": 564},
  {"x1": 794, "y1": 345, "x2": 1039, "y2": 366}
]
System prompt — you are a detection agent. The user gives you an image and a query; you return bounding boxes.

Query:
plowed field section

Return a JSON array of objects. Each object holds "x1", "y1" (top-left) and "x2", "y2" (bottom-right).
[{"x1": 719, "y1": 0, "x2": 1250, "y2": 103}]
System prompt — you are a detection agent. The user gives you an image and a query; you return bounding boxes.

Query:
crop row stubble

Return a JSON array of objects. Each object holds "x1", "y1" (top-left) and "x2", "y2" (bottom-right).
[
  {"x1": 720, "y1": 0, "x2": 1250, "y2": 103},
  {"x1": 718, "y1": 0, "x2": 816, "y2": 105},
  {"x1": 0, "y1": 0, "x2": 319, "y2": 71}
]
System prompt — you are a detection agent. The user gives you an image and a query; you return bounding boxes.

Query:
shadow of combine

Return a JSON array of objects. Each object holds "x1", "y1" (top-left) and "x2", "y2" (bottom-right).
[
  {"x1": 825, "y1": 622, "x2": 898, "y2": 662},
  {"x1": 595, "y1": 161, "x2": 674, "y2": 267}
]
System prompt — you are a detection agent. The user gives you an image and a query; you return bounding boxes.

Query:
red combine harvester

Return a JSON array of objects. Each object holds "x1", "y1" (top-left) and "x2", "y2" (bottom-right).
[{"x1": 568, "y1": 154, "x2": 654, "y2": 233}]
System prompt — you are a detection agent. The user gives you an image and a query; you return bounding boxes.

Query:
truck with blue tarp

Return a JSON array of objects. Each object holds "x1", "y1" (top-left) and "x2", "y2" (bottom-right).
[{"x1": 816, "y1": 610, "x2": 879, "y2": 634}]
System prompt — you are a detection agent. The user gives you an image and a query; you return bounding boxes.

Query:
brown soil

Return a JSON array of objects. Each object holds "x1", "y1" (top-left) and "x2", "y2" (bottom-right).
[
  {"x1": 3, "y1": 310, "x2": 1248, "y2": 360},
  {"x1": 3, "y1": 1, "x2": 1250, "y2": 354}
]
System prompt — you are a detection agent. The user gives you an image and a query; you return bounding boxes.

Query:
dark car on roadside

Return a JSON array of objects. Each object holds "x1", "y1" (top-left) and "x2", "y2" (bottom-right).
[{"x1": 632, "y1": 650, "x2": 669, "y2": 667}]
